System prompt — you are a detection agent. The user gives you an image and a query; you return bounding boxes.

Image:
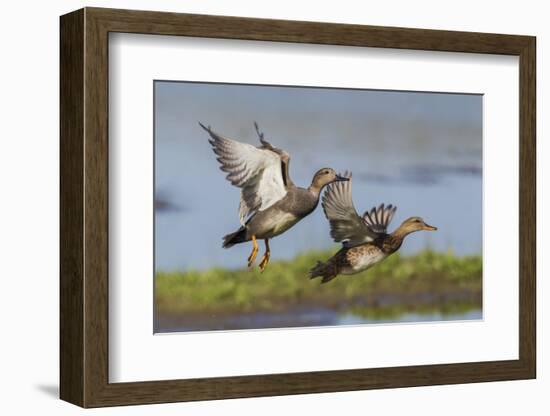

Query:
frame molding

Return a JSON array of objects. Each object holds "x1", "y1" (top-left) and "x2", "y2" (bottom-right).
[{"x1": 60, "y1": 7, "x2": 536, "y2": 407}]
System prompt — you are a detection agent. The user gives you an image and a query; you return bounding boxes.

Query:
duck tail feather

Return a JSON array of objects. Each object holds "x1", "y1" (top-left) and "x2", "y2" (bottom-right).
[
  {"x1": 309, "y1": 260, "x2": 339, "y2": 283},
  {"x1": 222, "y1": 227, "x2": 247, "y2": 248}
]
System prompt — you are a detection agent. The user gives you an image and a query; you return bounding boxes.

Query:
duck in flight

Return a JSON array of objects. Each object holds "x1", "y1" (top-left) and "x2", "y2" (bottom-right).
[
  {"x1": 310, "y1": 172, "x2": 437, "y2": 283},
  {"x1": 200, "y1": 122, "x2": 348, "y2": 272}
]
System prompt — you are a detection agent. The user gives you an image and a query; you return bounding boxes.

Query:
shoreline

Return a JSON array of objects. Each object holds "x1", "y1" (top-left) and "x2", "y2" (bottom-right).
[{"x1": 155, "y1": 249, "x2": 482, "y2": 317}]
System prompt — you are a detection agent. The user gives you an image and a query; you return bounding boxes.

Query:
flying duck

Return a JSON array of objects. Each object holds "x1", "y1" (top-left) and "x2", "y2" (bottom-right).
[
  {"x1": 310, "y1": 172, "x2": 437, "y2": 283},
  {"x1": 200, "y1": 122, "x2": 348, "y2": 272}
]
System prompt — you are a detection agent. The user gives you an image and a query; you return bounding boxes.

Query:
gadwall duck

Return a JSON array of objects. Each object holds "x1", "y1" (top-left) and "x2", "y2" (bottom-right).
[
  {"x1": 200, "y1": 122, "x2": 348, "y2": 272},
  {"x1": 310, "y1": 172, "x2": 437, "y2": 283}
]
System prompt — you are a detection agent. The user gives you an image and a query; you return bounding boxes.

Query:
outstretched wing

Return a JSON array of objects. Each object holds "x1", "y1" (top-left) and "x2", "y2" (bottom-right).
[
  {"x1": 321, "y1": 172, "x2": 379, "y2": 247},
  {"x1": 200, "y1": 123, "x2": 287, "y2": 224},
  {"x1": 362, "y1": 204, "x2": 397, "y2": 235}
]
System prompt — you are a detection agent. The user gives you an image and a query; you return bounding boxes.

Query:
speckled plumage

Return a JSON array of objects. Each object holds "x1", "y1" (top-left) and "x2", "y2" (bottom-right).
[
  {"x1": 310, "y1": 173, "x2": 436, "y2": 283},
  {"x1": 310, "y1": 234, "x2": 404, "y2": 283}
]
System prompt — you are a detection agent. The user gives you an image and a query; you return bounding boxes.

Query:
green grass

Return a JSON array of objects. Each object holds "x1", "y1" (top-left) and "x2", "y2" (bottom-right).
[{"x1": 155, "y1": 249, "x2": 482, "y2": 316}]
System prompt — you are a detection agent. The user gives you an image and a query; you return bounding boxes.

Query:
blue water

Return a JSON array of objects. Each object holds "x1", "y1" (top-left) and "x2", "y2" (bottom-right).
[
  {"x1": 156, "y1": 308, "x2": 482, "y2": 333},
  {"x1": 337, "y1": 309, "x2": 482, "y2": 325}
]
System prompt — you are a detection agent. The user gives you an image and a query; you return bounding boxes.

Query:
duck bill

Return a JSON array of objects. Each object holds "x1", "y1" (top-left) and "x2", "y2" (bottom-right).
[
  {"x1": 423, "y1": 223, "x2": 438, "y2": 231},
  {"x1": 335, "y1": 174, "x2": 350, "y2": 182}
]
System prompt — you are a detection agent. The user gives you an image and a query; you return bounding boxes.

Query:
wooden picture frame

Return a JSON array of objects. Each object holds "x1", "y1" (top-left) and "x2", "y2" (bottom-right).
[{"x1": 60, "y1": 7, "x2": 536, "y2": 408}]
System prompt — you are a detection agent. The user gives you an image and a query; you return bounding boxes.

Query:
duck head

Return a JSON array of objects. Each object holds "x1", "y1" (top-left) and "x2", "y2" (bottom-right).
[
  {"x1": 393, "y1": 216, "x2": 437, "y2": 238},
  {"x1": 309, "y1": 168, "x2": 348, "y2": 194}
]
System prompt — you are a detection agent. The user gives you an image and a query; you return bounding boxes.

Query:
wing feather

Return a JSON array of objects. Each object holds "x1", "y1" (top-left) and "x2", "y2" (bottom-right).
[
  {"x1": 362, "y1": 204, "x2": 397, "y2": 234},
  {"x1": 200, "y1": 123, "x2": 287, "y2": 224},
  {"x1": 321, "y1": 172, "x2": 378, "y2": 247}
]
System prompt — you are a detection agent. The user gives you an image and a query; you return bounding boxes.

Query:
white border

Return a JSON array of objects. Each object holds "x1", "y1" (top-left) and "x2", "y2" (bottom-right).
[{"x1": 109, "y1": 33, "x2": 519, "y2": 382}]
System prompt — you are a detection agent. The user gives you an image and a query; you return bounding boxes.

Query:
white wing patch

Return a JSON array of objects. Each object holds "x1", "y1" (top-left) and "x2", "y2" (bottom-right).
[{"x1": 257, "y1": 161, "x2": 286, "y2": 210}]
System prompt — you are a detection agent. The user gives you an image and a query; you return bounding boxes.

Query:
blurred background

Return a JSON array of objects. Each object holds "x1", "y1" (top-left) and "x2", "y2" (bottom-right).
[{"x1": 154, "y1": 81, "x2": 482, "y2": 332}]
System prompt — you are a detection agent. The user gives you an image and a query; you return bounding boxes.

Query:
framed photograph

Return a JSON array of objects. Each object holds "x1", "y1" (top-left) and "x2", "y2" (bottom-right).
[{"x1": 60, "y1": 7, "x2": 536, "y2": 408}]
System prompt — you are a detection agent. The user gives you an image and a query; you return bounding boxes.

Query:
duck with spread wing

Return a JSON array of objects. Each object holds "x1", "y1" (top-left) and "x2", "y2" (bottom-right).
[
  {"x1": 310, "y1": 172, "x2": 437, "y2": 283},
  {"x1": 200, "y1": 122, "x2": 348, "y2": 272}
]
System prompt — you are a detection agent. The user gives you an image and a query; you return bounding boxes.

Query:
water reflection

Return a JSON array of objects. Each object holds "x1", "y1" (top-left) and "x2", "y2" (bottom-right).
[{"x1": 156, "y1": 308, "x2": 482, "y2": 333}]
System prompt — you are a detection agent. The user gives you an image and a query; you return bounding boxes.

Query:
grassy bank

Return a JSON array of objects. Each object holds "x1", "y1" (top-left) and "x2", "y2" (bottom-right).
[{"x1": 155, "y1": 249, "x2": 482, "y2": 316}]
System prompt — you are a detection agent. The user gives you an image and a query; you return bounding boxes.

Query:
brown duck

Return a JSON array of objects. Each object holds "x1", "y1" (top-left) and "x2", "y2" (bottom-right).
[
  {"x1": 310, "y1": 172, "x2": 437, "y2": 283},
  {"x1": 201, "y1": 122, "x2": 348, "y2": 272}
]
